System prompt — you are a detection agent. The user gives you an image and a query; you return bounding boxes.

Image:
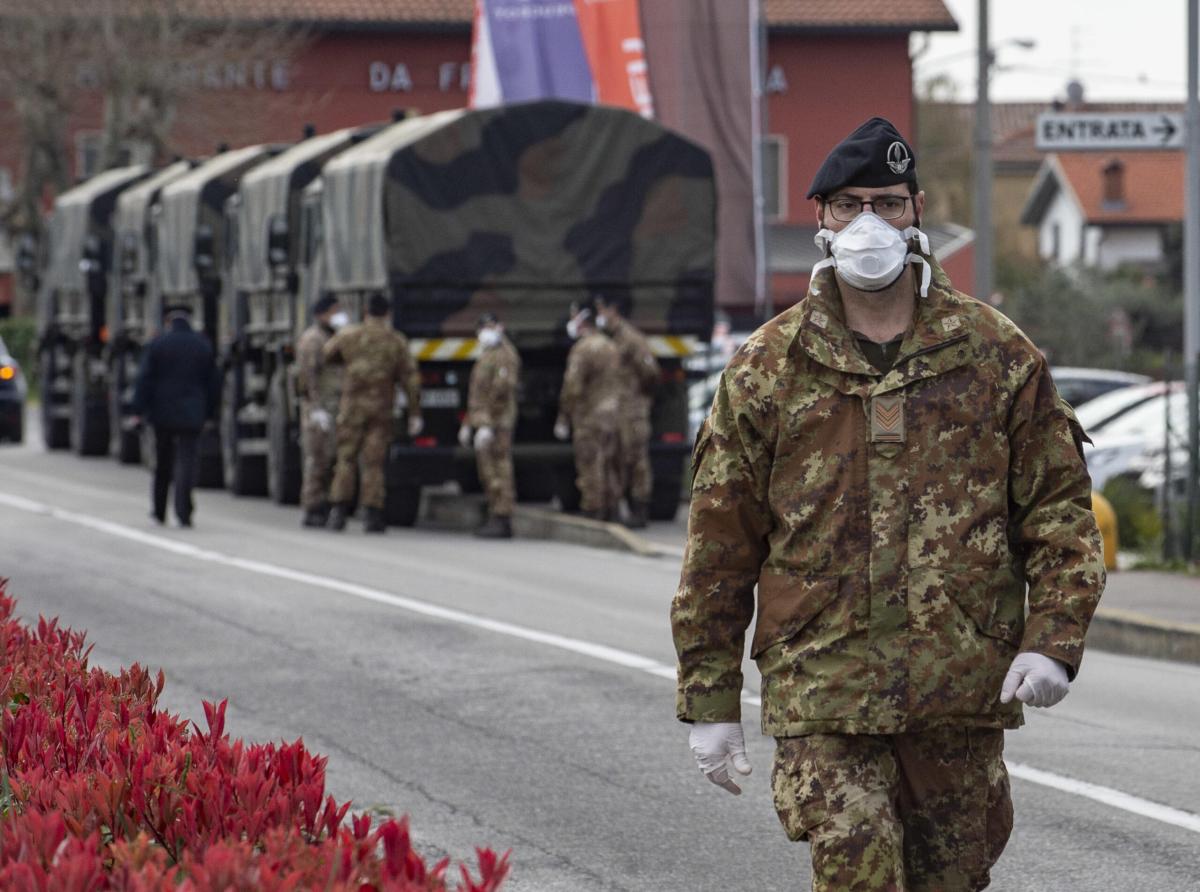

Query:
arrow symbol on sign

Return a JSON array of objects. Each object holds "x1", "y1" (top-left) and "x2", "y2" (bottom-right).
[{"x1": 1153, "y1": 115, "x2": 1177, "y2": 145}]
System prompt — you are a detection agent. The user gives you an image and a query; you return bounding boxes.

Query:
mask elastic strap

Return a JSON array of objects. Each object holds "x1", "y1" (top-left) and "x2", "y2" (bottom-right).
[
  {"x1": 902, "y1": 226, "x2": 930, "y2": 256},
  {"x1": 813, "y1": 228, "x2": 838, "y2": 256},
  {"x1": 906, "y1": 254, "x2": 932, "y2": 298},
  {"x1": 810, "y1": 256, "x2": 837, "y2": 283}
]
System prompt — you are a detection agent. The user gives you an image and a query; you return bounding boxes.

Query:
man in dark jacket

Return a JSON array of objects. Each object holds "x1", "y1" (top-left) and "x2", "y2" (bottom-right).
[{"x1": 131, "y1": 306, "x2": 220, "y2": 527}]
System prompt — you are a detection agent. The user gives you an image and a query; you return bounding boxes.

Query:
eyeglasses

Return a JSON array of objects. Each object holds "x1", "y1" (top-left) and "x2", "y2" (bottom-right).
[{"x1": 824, "y1": 194, "x2": 911, "y2": 222}]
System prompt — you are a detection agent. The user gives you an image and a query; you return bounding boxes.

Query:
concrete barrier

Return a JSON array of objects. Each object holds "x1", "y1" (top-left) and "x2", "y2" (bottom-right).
[{"x1": 1087, "y1": 607, "x2": 1200, "y2": 666}]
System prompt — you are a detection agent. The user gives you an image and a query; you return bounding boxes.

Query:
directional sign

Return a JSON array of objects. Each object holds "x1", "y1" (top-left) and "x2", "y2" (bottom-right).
[{"x1": 1036, "y1": 112, "x2": 1185, "y2": 151}]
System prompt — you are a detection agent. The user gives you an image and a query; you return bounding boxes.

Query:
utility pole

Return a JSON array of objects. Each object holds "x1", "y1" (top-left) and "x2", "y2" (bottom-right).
[
  {"x1": 1185, "y1": 0, "x2": 1200, "y2": 559},
  {"x1": 973, "y1": 0, "x2": 992, "y2": 304}
]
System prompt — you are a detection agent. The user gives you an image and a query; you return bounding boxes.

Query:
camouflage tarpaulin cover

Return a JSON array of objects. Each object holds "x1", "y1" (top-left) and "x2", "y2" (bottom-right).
[
  {"x1": 43, "y1": 166, "x2": 149, "y2": 297},
  {"x1": 112, "y1": 161, "x2": 194, "y2": 284},
  {"x1": 235, "y1": 128, "x2": 366, "y2": 293},
  {"x1": 156, "y1": 145, "x2": 276, "y2": 298},
  {"x1": 320, "y1": 100, "x2": 715, "y2": 342}
]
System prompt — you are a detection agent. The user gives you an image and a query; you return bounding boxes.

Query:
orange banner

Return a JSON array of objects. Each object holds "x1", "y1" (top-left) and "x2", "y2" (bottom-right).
[{"x1": 572, "y1": 0, "x2": 654, "y2": 117}]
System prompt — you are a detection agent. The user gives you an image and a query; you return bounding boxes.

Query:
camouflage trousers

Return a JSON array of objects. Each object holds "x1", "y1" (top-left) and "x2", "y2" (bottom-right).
[
  {"x1": 476, "y1": 427, "x2": 515, "y2": 517},
  {"x1": 618, "y1": 413, "x2": 653, "y2": 503},
  {"x1": 330, "y1": 403, "x2": 392, "y2": 510},
  {"x1": 772, "y1": 727, "x2": 1012, "y2": 892},
  {"x1": 300, "y1": 402, "x2": 338, "y2": 510},
  {"x1": 574, "y1": 416, "x2": 621, "y2": 515}
]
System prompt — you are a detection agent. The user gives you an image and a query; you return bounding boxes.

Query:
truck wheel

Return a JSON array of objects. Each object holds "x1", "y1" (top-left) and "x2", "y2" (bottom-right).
[
  {"x1": 195, "y1": 424, "x2": 225, "y2": 489},
  {"x1": 267, "y1": 370, "x2": 301, "y2": 505},
  {"x1": 40, "y1": 352, "x2": 70, "y2": 450},
  {"x1": 109, "y1": 356, "x2": 140, "y2": 464},
  {"x1": 515, "y1": 465, "x2": 556, "y2": 502},
  {"x1": 70, "y1": 352, "x2": 109, "y2": 456},
  {"x1": 385, "y1": 484, "x2": 421, "y2": 527},
  {"x1": 649, "y1": 471, "x2": 684, "y2": 522},
  {"x1": 553, "y1": 463, "x2": 582, "y2": 513},
  {"x1": 222, "y1": 374, "x2": 267, "y2": 496}
]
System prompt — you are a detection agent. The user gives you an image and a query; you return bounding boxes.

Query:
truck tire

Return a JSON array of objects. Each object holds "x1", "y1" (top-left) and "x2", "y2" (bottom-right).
[
  {"x1": 267, "y1": 370, "x2": 301, "y2": 505},
  {"x1": 40, "y1": 352, "x2": 70, "y2": 450},
  {"x1": 385, "y1": 483, "x2": 420, "y2": 527},
  {"x1": 649, "y1": 470, "x2": 684, "y2": 522},
  {"x1": 70, "y1": 352, "x2": 109, "y2": 456},
  {"x1": 515, "y1": 465, "x2": 555, "y2": 502},
  {"x1": 109, "y1": 356, "x2": 140, "y2": 464},
  {"x1": 195, "y1": 425, "x2": 225, "y2": 489},
  {"x1": 222, "y1": 374, "x2": 267, "y2": 496}
]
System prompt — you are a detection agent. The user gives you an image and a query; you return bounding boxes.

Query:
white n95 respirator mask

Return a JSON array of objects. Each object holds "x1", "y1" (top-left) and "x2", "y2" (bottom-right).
[
  {"x1": 812, "y1": 214, "x2": 932, "y2": 297},
  {"x1": 478, "y1": 328, "x2": 502, "y2": 348}
]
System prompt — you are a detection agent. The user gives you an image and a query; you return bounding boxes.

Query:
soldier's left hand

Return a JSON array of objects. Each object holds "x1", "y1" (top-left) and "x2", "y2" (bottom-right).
[
  {"x1": 473, "y1": 426, "x2": 495, "y2": 449},
  {"x1": 553, "y1": 418, "x2": 571, "y2": 441},
  {"x1": 1000, "y1": 652, "x2": 1070, "y2": 708},
  {"x1": 407, "y1": 415, "x2": 424, "y2": 437},
  {"x1": 458, "y1": 424, "x2": 473, "y2": 448},
  {"x1": 688, "y1": 721, "x2": 753, "y2": 795}
]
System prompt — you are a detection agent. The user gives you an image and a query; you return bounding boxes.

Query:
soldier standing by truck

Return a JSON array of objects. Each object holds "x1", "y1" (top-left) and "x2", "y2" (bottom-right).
[
  {"x1": 458, "y1": 312, "x2": 521, "y2": 539},
  {"x1": 295, "y1": 294, "x2": 348, "y2": 527},
  {"x1": 555, "y1": 300, "x2": 622, "y2": 522},
  {"x1": 596, "y1": 295, "x2": 660, "y2": 529},
  {"x1": 323, "y1": 293, "x2": 422, "y2": 533}
]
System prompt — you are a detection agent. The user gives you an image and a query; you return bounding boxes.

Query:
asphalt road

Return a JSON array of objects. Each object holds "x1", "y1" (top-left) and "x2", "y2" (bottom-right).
[{"x1": 2, "y1": 429, "x2": 1199, "y2": 891}]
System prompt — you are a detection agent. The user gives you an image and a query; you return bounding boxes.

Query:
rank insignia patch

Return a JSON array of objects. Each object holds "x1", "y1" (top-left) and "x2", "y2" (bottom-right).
[{"x1": 870, "y1": 395, "x2": 905, "y2": 443}]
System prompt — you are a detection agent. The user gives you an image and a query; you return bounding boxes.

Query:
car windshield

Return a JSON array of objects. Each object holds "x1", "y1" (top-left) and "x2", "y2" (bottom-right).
[
  {"x1": 1093, "y1": 391, "x2": 1186, "y2": 440},
  {"x1": 1074, "y1": 384, "x2": 1173, "y2": 435}
]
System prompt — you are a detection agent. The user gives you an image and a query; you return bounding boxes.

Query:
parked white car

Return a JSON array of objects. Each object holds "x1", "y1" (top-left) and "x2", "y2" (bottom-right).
[
  {"x1": 1084, "y1": 389, "x2": 1187, "y2": 492},
  {"x1": 1051, "y1": 367, "x2": 1152, "y2": 408}
]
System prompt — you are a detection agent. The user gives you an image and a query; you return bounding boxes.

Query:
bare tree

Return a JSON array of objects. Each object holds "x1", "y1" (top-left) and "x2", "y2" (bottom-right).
[{"x1": 0, "y1": 0, "x2": 310, "y2": 314}]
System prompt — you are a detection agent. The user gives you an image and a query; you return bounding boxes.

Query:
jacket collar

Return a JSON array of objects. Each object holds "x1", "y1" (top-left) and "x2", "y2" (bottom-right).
[{"x1": 797, "y1": 254, "x2": 971, "y2": 393}]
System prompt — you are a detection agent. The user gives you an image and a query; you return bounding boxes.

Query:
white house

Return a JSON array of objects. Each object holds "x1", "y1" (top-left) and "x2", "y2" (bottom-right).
[{"x1": 1020, "y1": 151, "x2": 1182, "y2": 271}]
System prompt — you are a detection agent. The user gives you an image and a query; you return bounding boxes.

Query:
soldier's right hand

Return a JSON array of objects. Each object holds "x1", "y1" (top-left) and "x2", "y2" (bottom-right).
[
  {"x1": 309, "y1": 409, "x2": 333, "y2": 432},
  {"x1": 553, "y1": 418, "x2": 571, "y2": 441},
  {"x1": 458, "y1": 424, "x2": 473, "y2": 448},
  {"x1": 688, "y1": 722, "x2": 752, "y2": 795}
]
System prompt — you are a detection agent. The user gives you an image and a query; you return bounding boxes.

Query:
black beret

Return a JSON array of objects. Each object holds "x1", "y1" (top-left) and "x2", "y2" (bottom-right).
[
  {"x1": 312, "y1": 294, "x2": 338, "y2": 316},
  {"x1": 476, "y1": 311, "x2": 499, "y2": 329},
  {"x1": 367, "y1": 293, "x2": 391, "y2": 317},
  {"x1": 806, "y1": 117, "x2": 917, "y2": 199}
]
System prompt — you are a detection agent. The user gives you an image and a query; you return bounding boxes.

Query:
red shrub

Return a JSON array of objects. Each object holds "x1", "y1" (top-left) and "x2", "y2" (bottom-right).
[{"x1": 0, "y1": 580, "x2": 510, "y2": 891}]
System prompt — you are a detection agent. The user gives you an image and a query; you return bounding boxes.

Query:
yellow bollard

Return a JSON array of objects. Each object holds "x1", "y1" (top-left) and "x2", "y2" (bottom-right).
[{"x1": 1091, "y1": 491, "x2": 1119, "y2": 571}]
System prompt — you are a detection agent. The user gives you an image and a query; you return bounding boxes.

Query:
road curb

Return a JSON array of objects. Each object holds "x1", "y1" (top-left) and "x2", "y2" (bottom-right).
[{"x1": 1087, "y1": 606, "x2": 1200, "y2": 665}]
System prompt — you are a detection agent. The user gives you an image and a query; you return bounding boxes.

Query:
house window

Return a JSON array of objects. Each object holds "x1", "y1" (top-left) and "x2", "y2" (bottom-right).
[
  {"x1": 75, "y1": 132, "x2": 102, "y2": 179},
  {"x1": 761, "y1": 135, "x2": 787, "y2": 222}
]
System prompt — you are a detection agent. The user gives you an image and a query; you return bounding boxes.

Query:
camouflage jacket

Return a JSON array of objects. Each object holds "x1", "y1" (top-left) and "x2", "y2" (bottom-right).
[
  {"x1": 560, "y1": 331, "x2": 621, "y2": 427},
  {"x1": 671, "y1": 259, "x2": 1105, "y2": 737},
  {"x1": 295, "y1": 324, "x2": 343, "y2": 412},
  {"x1": 322, "y1": 320, "x2": 421, "y2": 419},
  {"x1": 608, "y1": 317, "x2": 660, "y2": 418},
  {"x1": 468, "y1": 338, "x2": 521, "y2": 430}
]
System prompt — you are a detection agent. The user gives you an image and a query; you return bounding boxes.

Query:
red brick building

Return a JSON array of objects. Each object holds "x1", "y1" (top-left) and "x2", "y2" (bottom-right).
[{"x1": 0, "y1": 0, "x2": 969, "y2": 319}]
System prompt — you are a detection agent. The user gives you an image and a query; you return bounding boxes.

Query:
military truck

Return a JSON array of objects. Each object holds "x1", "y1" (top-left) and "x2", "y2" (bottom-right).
[
  {"x1": 154, "y1": 144, "x2": 286, "y2": 487},
  {"x1": 223, "y1": 125, "x2": 383, "y2": 499},
  {"x1": 37, "y1": 165, "x2": 150, "y2": 452},
  {"x1": 307, "y1": 100, "x2": 715, "y2": 524},
  {"x1": 106, "y1": 160, "x2": 196, "y2": 463}
]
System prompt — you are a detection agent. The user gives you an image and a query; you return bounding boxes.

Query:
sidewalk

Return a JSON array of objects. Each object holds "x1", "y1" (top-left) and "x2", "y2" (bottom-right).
[{"x1": 1088, "y1": 570, "x2": 1200, "y2": 664}]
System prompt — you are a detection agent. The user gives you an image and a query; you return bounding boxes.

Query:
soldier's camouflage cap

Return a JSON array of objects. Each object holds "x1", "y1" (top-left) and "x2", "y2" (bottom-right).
[{"x1": 806, "y1": 116, "x2": 917, "y2": 199}]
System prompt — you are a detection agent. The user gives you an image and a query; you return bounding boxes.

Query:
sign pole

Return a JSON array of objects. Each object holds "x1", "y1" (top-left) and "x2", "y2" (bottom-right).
[
  {"x1": 1186, "y1": 0, "x2": 1200, "y2": 560},
  {"x1": 973, "y1": 0, "x2": 992, "y2": 305}
]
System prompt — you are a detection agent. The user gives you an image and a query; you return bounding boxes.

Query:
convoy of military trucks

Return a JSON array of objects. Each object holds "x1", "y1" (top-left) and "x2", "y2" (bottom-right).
[{"x1": 33, "y1": 99, "x2": 717, "y2": 525}]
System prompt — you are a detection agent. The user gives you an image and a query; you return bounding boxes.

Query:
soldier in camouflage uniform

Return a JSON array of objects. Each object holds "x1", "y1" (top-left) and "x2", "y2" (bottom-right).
[
  {"x1": 671, "y1": 118, "x2": 1105, "y2": 891},
  {"x1": 596, "y1": 295, "x2": 660, "y2": 529},
  {"x1": 295, "y1": 294, "x2": 348, "y2": 527},
  {"x1": 555, "y1": 300, "x2": 622, "y2": 521},
  {"x1": 458, "y1": 312, "x2": 521, "y2": 539},
  {"x1": 322, "y1": 293, "x2": 423, "y2": 533}
]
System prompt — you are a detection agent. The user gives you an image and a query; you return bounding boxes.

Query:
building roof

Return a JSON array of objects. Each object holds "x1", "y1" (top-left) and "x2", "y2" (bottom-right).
[
  {"x1": 64, "y1": 0, "x2": 956, "y2": 31},
  {"x1": 1020, "y1": 152, "x2": 1184, "y2": 226}
]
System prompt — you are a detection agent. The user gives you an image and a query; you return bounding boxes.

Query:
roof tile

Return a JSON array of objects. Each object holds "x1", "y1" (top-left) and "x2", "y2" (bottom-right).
[{"x1": 1054, "y1": 151, "x2": 1183, "y2": 224}]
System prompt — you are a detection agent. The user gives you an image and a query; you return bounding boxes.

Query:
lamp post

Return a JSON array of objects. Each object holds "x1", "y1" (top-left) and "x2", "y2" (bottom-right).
[{"x1": 973, "y1": 0, "x2": 992, "y2": 305}]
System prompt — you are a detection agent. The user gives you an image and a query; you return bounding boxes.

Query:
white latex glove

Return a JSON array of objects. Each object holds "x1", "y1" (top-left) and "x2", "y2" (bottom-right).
[
  {"x1": 473, "y1": 426, "x2": 495, "y2": 449},
  {"x1": 309, "y1": 408, "x2": 333, "y2": 432},
  {"x1": 458, "y1": 424, "x2": 473, "y2": 448},
  {"x1": 688, "y1": 722, "x2": 752, "y2": 795},
  {"x1": 407, "y1": 415, "x2": 424, "y2": 437},
  {"x1": 553, "y1": 418, "x2": 571, "y2": 441},
  {"x1": 1000, "y1": 652, "x2": 1070, "y2": 708}
]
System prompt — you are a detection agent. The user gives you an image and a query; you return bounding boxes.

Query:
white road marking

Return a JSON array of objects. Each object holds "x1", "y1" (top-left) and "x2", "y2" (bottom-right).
[{"x1": 4, "y1": 489, "x2": 1199, "y2": 837}]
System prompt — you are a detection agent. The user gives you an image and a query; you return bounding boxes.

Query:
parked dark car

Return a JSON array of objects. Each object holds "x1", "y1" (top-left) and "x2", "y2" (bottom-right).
[
  {"x1": 0, "y1": 333, "x2": 28, "y2": 443},
  {"x1": 1051, "y1": 366, "x2": 1152, "y2": 408}
]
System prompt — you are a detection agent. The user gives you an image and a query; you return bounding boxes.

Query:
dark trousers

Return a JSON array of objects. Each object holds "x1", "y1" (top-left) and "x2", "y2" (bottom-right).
[{"x1": 153, "y1": 426, "x2": 199, "y2": 523}]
